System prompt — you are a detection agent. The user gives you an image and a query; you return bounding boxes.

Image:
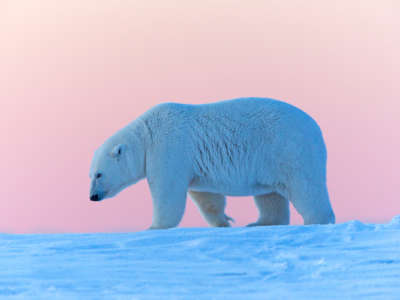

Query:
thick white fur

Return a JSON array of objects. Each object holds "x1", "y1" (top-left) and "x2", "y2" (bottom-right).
[{"x1": 89, "y1": 98, "x2": 335, "y2": 229}]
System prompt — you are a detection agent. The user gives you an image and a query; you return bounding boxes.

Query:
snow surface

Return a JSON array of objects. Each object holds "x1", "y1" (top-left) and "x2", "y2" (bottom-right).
[{"x1": 1, "y1": 217, "x2": 400, "y2": 300}]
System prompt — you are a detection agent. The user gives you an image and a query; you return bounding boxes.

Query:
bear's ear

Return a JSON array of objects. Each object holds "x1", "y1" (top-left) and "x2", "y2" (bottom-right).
[{"x1": 111, "y1": 144, "x2": 127, "y2": 158}]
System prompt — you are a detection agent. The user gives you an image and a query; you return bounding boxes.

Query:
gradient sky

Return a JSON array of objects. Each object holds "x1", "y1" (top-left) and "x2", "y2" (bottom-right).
[{"x1": 1, "y1": 0, "x2": 399, "y2": 233}]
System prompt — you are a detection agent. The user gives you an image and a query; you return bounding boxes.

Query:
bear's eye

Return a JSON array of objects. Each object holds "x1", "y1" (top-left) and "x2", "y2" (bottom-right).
[{"x1": 95, "y1": 173, "x2": 102, "y2": 179}]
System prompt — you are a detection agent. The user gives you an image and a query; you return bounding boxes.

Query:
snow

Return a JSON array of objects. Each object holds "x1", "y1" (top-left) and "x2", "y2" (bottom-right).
[{"x1": 1, "y1": 218, "x2": 400, "y2": 300}]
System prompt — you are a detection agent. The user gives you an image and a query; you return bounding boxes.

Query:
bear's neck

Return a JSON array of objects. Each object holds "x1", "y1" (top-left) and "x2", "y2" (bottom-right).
[
  {"x1": 125, "y1": 119, "x2": 148, "y2": 146},
  {"x1": 125, "y1": 116, "x2": 154, "y2": 149}
]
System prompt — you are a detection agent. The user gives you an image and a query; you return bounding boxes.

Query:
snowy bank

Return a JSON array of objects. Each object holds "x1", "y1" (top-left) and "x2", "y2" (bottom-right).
[{"x1": 1, "y1": 217, "x2": 400, "y2": 300}]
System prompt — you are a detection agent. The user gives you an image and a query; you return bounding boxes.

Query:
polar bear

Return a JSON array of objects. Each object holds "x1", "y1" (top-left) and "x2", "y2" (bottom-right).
[{"x1": 89, "y1": 98, "x2": 335, "y2": 229}]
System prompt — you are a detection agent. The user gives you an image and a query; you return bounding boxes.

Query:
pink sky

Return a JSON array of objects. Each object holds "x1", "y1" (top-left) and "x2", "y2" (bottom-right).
[{"x1": 1, "y1": 0, "x2": 399, "y2": 233}]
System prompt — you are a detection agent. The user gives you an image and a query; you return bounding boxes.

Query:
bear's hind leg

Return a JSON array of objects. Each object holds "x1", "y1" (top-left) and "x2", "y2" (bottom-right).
[
  {"x1": 189, "y1": 191, "x2": 233, "y2": 227},
  {"x1": 247, "y1": 192, "x2": 290, "y2": 226},
  {"x1": 290, "y1": 181, "x2": 335, "y2": 225}
]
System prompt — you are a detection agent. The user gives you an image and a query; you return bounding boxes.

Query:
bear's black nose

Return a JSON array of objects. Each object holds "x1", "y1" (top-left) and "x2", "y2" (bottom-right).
[{"x1": 90, "y1": 194, "x2": 99, "y2": 201}]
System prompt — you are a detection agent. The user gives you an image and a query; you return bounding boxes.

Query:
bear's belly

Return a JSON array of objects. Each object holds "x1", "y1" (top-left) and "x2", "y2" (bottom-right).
[{"x1": 188, "y1": 177, "x2": 275, "y2": 197}]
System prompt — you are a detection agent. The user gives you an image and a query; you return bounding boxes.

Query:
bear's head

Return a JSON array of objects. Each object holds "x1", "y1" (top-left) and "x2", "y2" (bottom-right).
[{"x1": 89, "y1": 136, "x2": 145, "y2": 202}]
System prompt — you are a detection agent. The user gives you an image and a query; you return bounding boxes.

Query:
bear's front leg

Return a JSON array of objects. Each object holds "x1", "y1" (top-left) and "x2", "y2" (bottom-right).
[{"x1": 147, "y1": 174, "x2": 190, "y2": 230}]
